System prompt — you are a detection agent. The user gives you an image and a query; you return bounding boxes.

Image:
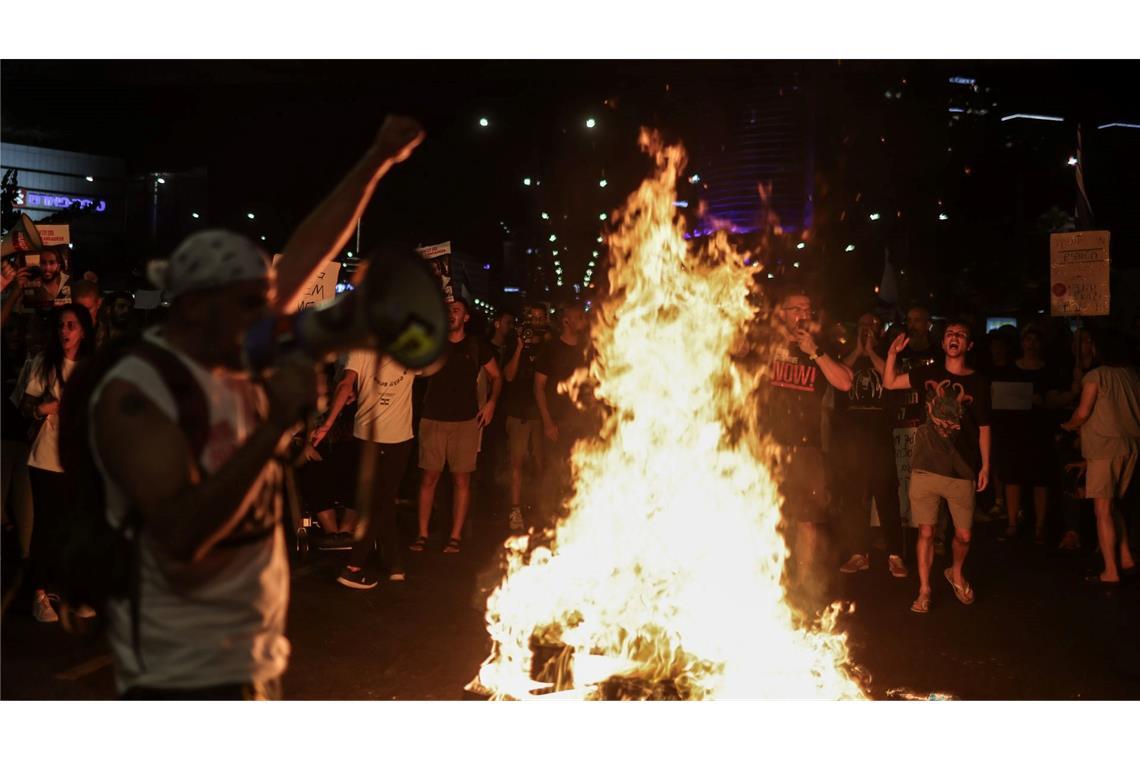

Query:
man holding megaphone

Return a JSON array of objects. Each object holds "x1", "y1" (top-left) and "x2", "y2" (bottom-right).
[{"x1": 77, "y1": 116, "x2": 437, "y2": 699}]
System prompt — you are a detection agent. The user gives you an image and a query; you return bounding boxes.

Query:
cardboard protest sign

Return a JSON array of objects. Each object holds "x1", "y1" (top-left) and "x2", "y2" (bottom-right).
[
  {"x1": 1050, "y1": 231, "x2": 1110, "y2": 317},
  {"x1": 416, "y1": 241, "x2": 455, "y2": 303},
  {"x1": 34, "y1": 224, "x2": 70, "y2": 246},
  {"x1": 272, "y1": 255, "x2": 342, "y2": 313}
]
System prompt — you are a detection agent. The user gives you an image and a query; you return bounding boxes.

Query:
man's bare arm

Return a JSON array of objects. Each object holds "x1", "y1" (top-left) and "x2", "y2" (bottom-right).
[
  {"x1": 310, "y1": 369, "x2": 358, "y2": 448},
  {"x1": 504, "y1": 340, "x2": 524, "y2": 382},
  {"x1": 273, "y1": 116, "x2": 424, "y2": 312}
]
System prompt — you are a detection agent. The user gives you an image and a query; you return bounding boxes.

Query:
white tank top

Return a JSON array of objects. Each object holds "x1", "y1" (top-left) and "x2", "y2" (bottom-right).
[{"x1": 89, "y1": 329, "x2": 290, "y2": 693}]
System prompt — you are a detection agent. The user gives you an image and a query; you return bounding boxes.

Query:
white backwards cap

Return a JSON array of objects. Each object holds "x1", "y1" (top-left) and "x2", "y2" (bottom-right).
[{"x1": 148, "y1": 229, "x2": 271, "y2": 298}]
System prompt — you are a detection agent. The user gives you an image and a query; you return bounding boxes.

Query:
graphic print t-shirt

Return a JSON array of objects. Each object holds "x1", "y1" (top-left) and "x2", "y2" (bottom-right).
[
  {"x1": 909, "y1": 364, "x2": 991, "y2": 481},
  {"x1": 345, "y1": 350, "x2": 418, "y2": 444},
  {"x1": 764, "y1": 344, "x2": 828, "y2": 448},
  {"x1": 835, "y1": 354, "x2": 888, "y2": 421}
]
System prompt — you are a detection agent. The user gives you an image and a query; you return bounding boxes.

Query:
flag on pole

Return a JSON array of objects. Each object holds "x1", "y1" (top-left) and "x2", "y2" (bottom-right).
[
  {"x1": 878, "y1": 248, "x2": 899, "y2": 306},
  {"x1": 1075, "y1": 123, "x2": 1094, "y2": 229}
]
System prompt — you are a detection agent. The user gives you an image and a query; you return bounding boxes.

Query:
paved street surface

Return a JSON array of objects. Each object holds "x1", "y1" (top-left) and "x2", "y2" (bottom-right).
[{"x1": 3, "y1": 506, "x2": 1138, "y2": 700}]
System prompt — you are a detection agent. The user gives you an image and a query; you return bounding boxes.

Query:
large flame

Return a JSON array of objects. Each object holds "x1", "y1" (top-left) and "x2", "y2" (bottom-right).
[{"x1": 475, "y1": 130, "x2": 864, "y2": 700}]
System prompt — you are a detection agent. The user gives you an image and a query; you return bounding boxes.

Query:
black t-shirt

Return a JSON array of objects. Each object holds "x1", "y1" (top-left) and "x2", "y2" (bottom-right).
[
  {"x1": 763, "y1": 344, "x2": 829, "y2": 448},
  {"x1": 422, "y1": 335, "x2": 496, "y2": 422},
  {"x1": 534, "y1": 338, "x2": 589, "y2": 423},
  {"x1": 503, "y1": 340, "x2": 542, "y2": 420},
  {"x1": 835, "y1": 355, "x2": 888, "y2": 420},
  {"x1": 909, "y1": 364, "x2": 992, "y2": 481},
  {"x1": 893, "y1": 343, "x2": 943, "y2": 427}
]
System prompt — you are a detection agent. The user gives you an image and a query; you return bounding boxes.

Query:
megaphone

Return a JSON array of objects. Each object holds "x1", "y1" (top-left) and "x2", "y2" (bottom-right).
[{"x1": 244, "y1": 250, "x2": 447, "y2": 373}]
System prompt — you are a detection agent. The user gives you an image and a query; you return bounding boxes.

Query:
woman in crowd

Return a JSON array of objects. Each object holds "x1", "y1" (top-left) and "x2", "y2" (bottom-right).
[
  {"x1": 996, "y1": 325, "x2": 1059, "y2": 543},
  {"x1": 1061, "y1": 329, "x2": 1140, "y2": 584},
  {"x1": 20, "y1": 304, "x2": 96, "y2": 622}
]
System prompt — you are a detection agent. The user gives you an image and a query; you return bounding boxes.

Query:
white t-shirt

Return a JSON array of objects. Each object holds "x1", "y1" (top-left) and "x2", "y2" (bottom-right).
[
  {"x1": 344, "y1": 350, "x2": 418, "y2": 444},
  {"x1": 23, "y1": 354, "x2": 77, "y2": 473},
  {"x1": 89, "y1": 329, "x2": 290, "y2": 693}
]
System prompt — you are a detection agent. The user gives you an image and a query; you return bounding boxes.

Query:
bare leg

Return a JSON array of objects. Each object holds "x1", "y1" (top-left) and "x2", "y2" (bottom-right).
[
  {"x1": 1005, "y1": 484, "x2": 1021, "y2": 533},
  {"x1": 452, "y1": 472, "x2": 472, "y2": 540},
  {"x1": 1093, "y1": 497, "x2": 1120, "y2": 582},
  {"x1": 951, "y1": 528, "x2": 971, "y2": 587},
  {"x1": 1114, "y1": 509, "x2": 1135, "y2": 571},
  {"x1": 418, "y1": 470, "x2": 442, "y2": 539},
  {"x1": 315, "y1": 508, "x2": 339, "y2": 534},
  {"x1": 1032, "y1": 486, "x2": 1048, "y2": 541},
  {"x1": 341, "y1": 508, "x2": 359, "y2": 534},
  {"x1": 916, "y1": 524, "x2": 935, "y2": 595}
]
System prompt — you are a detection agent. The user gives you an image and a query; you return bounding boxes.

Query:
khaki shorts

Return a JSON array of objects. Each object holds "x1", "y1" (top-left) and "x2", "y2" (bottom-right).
[
  {"x1": 909, "y1": 470, "x2": 975, "y2": 531},
  {"x1": 418, "y1": 418, "x2": 481, "y2": 473},
  {"x1": 506, "y1": 416, "x2": 542, "y2": 465},
  {"x1": 1085, "y1": 452, "x2": 1137, "y2": 499}
]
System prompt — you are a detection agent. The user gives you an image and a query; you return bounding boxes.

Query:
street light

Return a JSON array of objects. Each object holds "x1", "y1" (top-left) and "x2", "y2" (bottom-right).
[
  {"x1": 156, "y1": 177, "x2": 166, "y2": 185},
  {"x1": 85, "y1": 176, "x2": 94, "y2": 182},
  {"x1": 247, "y1": 212, "x2": 256, "y2": 220},
  {"x1": 549, "y1": 234, "x2": 557, "y2": 242},
  {"x1": 541, "y1": 212, "x2": 550, "y2": 220},
  {"x1": 1067, "y1": 156, "x2": 1078, "y2": 166},
  {"x1": 599, "y1": 213, "x2": 607, "y2": 221},
  {"x1": 479, "y1": 117, "x2": 489, "y2": 127},
  {"x1": 599, "y1": 179, "x2": 608, "y2": 188},
  {"x1": 938, "y1": 213, "x2": 949, "y2": 221},
  {"x1": 845, "y1": 244, "x2": 855, "y2": 252},
  {"x1": 585, "y1": 117, "x2": 597, "y2": 129},
  {"x1": 796, "y1": 242, "x2": 805, "y2": 250},
  {"x1": 523, "y1": 177, "x2": 532, "y2": 186},
  {"x1": 869, "y1": 212, "x2": 881, "y2": 221},
  {"x1": 192, "y1": 212, "x2": 200, "y2": 219}
]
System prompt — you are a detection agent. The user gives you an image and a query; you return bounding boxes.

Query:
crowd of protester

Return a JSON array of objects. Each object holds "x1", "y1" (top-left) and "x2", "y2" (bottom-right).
[
  {"x1": 2, "y1": 207, "x2": 1138, "y2": 696},
  {"x1": 762, "y1": 289, "x2": 1140, "y2": 614}
]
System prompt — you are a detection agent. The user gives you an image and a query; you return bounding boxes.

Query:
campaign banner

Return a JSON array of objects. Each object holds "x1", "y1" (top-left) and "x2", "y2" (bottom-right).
[
  {"x1": 272, "y1": 255, "x2": 342, "y2": 313},
  {"x1": 34, "y1": 224, "x2": 70, "y2": 246},
  {"x1": 416, "y1": 241, "x2": 455, "y2": 303},
  {"x1": 1050, "y1": 231, "x2": 1110, "y2": 316}
]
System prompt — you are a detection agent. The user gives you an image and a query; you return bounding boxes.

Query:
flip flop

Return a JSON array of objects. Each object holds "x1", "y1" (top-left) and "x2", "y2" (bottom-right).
[
  {"x1": 443, "y1": 538, "x2": 461, "y2": 554},
  {"x1": 910, "y1": 592, "x2": 931, "y2": 614},
  {"x1": 408, "y1": 535, "x2": 428, "y2": 552},
  {"x1": 944, "y1": 568, "x2": 975, "y2": 605},
  {"x1": 1084, "y1": 574, "x2": 1120, "y2": 586}
]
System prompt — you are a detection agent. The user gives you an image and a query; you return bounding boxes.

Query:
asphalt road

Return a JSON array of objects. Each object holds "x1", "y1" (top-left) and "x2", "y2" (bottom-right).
[{"x1": 3, "y1": 505, "x2": 1138, "y2": 700}]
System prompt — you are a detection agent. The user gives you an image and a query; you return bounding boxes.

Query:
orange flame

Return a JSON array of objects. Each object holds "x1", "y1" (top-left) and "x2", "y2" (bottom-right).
[{"x1": 473, "y1": 130, "x2": 864, "y2": 700}]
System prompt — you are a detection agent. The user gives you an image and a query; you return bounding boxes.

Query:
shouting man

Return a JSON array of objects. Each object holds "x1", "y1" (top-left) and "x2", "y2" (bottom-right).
[{"x1": 885, "y1": 320, "x2": 991, "y2": 614}]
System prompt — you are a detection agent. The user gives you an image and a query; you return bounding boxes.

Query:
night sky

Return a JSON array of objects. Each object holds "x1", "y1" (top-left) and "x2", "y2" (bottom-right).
[{"x1": 3, "y1": 59, "x2": 1137, "y2": 315}]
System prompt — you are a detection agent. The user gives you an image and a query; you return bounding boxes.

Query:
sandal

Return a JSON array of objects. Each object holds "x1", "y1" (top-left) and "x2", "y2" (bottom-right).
[
  {"x1": 408, "y1": 535, "x2": 428, "y2": 552},
  {"x1": 944, "y1": 568, "x2": 975, "y2": 605},
  {"x1": 910, "y1": 592, "x2": 931, "y2": 614},
  {"x1": 1084, "y1": 573, "x2": 1120, "y2": 586},
  {"x1": 443, "y1": 538, "x2": 461, "y2": 554}
]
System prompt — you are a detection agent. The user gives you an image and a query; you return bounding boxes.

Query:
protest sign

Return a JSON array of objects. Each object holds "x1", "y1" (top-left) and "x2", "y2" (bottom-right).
[
  {"x1": 416, "y1": 241, "x2": 455, "y2": 303},
  {"x1": 34, "y1": 224, "x2": 70, "y2": 246},
  {"x1": 273, "y1": 255, "x2": 342, "y2": 313},
  {"x1": 1050, "y1": 231, "x2": 1110, "y2": 316}
]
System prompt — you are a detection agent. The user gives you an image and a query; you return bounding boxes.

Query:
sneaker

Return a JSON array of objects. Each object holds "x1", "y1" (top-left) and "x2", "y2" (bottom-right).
[
  {"x1": 388, "y1": 569, "x2": 407, "y2": 582},
  {"x1": 839, "y1": 554, "x2": 870, "y2": 574},
  {"x1": 508, "y1": 506, "x2": 524, "y2": 531},
  {"x1": 888, "y1": 554, "x2": 909, "y2": 578},
  {"x1": 336, "y1": 568, "x2": 379, "y2": 590},
  {"x1": 33, "y1": 593, "x2": 59, "y2": 623}
]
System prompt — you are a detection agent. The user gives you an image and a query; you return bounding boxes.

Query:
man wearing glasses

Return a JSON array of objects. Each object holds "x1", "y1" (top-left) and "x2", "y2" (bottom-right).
[{"x1": 764, "y1": 288, "x2": 853, "y2": 594}]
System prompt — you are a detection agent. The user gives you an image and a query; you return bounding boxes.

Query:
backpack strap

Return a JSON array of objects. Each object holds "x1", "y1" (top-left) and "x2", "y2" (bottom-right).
[
  {"x1": 129, "y1": 341, "x2": 211, "y2": 462},
  {"x1": 116, "y1": 340, "x2": 211, "y2": 671}
]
